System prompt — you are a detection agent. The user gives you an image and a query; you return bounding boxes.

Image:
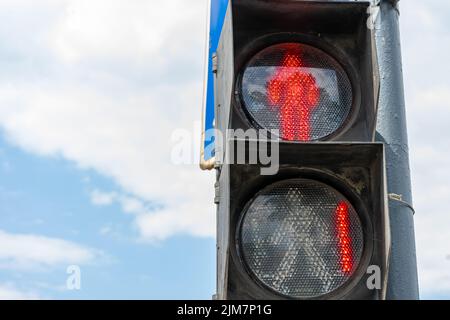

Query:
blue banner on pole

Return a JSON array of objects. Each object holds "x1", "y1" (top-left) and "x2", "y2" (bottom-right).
[{"x1": 203, "y1": 0, "x2": 229, "y2": 161}]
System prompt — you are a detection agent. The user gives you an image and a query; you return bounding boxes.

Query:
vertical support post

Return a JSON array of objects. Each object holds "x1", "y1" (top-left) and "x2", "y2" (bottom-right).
[{"x1": 375, "y1": 0, "x2": 420, "y2": 299}]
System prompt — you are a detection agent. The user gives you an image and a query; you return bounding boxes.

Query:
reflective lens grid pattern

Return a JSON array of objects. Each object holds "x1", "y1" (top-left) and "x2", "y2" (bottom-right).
[
  {"x1": 239, "y1": 179, "x2": 364, "y2": 299},
  {"x1": 240, "y1": 43, "x2": 353, "y2": 141}
]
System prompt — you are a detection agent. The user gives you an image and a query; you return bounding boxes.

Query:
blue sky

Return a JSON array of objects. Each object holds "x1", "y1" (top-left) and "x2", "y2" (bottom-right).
[
  {"x1": 0, "y1": 136, "x2": 215, "y2": 299},
  {"x1": 0, "y1": 0, "x2": 449, "y2": 300}
]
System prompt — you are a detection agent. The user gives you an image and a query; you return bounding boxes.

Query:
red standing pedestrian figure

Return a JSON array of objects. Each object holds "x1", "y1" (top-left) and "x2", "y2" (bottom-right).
[
  {"x1": 335, "y1": 201, "x2": 354, "y2": 274},
  {"x1": 267, "y1": 50, "x2": 320, "y2": 141}
]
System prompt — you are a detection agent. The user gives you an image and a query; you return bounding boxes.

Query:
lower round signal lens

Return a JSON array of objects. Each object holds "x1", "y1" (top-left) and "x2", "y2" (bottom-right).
[
  {"x1": 241, "y1": 43, "x2": 353, "y2": 141},
  {"x1": 239, "y1": 179, "x2": 364, "y2": 298}
]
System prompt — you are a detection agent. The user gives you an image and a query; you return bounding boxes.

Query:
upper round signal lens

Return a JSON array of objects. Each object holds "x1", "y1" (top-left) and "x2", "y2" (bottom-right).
[{"x1": 240, "y1": 43, "x2": 353, "y2": 141}]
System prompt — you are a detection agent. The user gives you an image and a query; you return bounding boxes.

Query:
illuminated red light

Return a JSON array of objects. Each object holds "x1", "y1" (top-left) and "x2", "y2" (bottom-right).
[
  {"x1": 267, "y1": 51, "x2": 320, "y2": 141},
  {"x1": 335, "y1": 201, "x2": 354, "y2": 274}
]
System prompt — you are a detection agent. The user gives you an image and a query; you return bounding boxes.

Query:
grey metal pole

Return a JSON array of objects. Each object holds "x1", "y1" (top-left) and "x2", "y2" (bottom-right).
[{"x1": 375, "y1": 0, "x2": 420, "y2": 299}]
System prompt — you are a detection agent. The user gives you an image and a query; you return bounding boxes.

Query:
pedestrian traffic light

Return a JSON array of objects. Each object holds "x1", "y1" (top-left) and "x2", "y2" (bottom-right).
[
  {"x1": 212, "y1": 0, "x2": 390, "y2": 300},
  {"x1": 218, "y1": 142, "x2": 389, "y2": 300},
  {"x1": 214, "y1": 0, "x2": 380, "y2": 151}
]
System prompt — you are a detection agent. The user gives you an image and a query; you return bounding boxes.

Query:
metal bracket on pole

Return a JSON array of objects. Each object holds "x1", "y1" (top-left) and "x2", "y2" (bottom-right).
[{"x1": 388, "y1": 193, "x2": 416, "y2": 215}]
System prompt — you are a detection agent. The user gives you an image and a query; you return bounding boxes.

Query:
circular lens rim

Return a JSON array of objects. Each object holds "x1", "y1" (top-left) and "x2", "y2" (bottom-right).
[
  {"x1": 235, "y1": 33, "x2": 360, "y2": 142},
  {"x1": 234, "y1": 171, "x2": 373, "y2": 300}
]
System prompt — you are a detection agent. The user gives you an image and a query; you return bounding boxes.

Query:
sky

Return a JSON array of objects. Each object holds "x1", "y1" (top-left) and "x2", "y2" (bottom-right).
[{"x1": 0, "y1": 0, "x2": 448, "y2": 300}]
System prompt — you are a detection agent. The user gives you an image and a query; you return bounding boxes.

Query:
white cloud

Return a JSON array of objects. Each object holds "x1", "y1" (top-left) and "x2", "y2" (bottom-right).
[
  {"x1": 135, "y1": 198, "x2": 215, "y2": 242},
  {"x1": 119, "y1": 196, "x2": 148, "y2": 215},
  {"x1": 0, "y1": 230, "x2": 101, "y2": 270},
  {"x1": 401, "y1": 0, "x2": 450, "y2": 297},
  {"x1": 51, "y1": 0, "x2": 197, "y2": 66},
  {"x1": 0, "y1": 0, "x2": 215, "y2": 243},
  {"x1": 0, "y1": 283, "x2": 40, "y2": 300},
  {"x1": 91, "y1": 189, "x2": 117, "y2": 206},
  {"x1": 92, "y1": 190, "x2": 213, "y2": 242}
]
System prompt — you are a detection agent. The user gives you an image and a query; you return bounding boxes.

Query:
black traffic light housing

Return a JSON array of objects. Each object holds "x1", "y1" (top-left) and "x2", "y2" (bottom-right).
[
  {"x1": 217, "y1": 141, "x2": 390, "y2": 300},
  {"x1": 214, "y1": 0, "x2": 390, "y2": 301}
]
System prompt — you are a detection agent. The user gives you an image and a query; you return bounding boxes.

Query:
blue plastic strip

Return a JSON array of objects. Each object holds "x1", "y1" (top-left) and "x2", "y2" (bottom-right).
[{"x1": 204, "y1": 0, "x2": 229, "y2": 160}]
